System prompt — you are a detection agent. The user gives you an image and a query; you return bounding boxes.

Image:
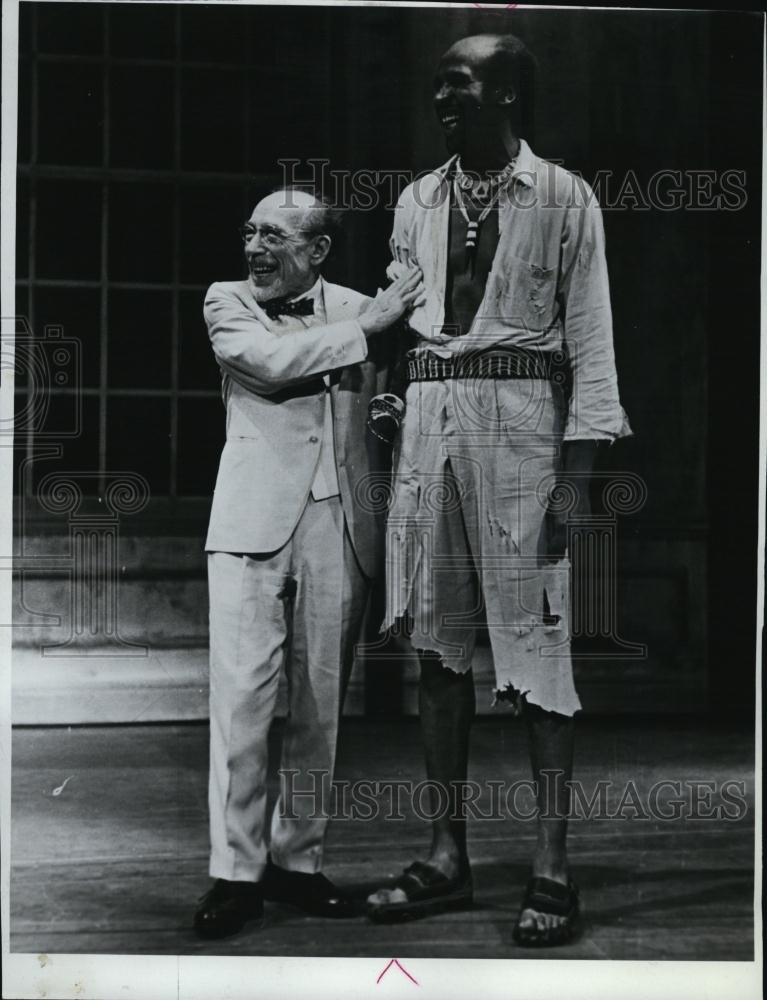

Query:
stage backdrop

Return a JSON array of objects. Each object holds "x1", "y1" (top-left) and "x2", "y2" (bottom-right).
[{"x1": 11, "y1": 4, "x2": 761, "y2": 721}]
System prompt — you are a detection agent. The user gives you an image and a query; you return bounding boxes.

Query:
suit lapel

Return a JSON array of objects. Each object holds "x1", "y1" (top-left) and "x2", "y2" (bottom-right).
[
  {"x1": 321, "y1": 280, "x2": 360, "y2": 465},
  {"x1": 322, "y1": 279, "x2": 355, "y2": 398},
  {"x1": 321, "y1": 278, "x2": 353, "y2": 324}
]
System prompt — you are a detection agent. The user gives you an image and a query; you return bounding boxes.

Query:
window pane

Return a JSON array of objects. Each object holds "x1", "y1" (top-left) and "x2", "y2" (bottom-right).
[
  {"x1": 30, "y1": 395, "x2": 100, "y2": 494},
  {"x1": 109, "y1": 4, "x2": 176, "y2": 58},
  {"x1": 15, "y1": 287, "x2": 29, "y2": 334},
  {"x1": 37, "y1": 3, "x2": 104, "y2": 55},
  {"x1": 16, "y1": 177, "x2": 29, "y2": 279},
  {"x1": 36, "y1": 180, "x2": 101, "y2": 280},
  {"x1": 34, "y1": 287, "x2": 101, "y2": 388},
  {"x1": 17, "y1": 59, "x2": 32, "y2": 165},
  {"x1": 180, "y1": 68, "x2": 245, "y2": 172},
  {"x1": 178, "y1": 289, "x2": 218, "y2": 390},
  {"x1": 37, "y1": 62, "x2": 103, "y2": 166},
  {"x1": 15, "y1": 325, "x2": 81, "y2": 441},
  {"x1": 179, "y1": 184, "x2": 246, "y2": 284},
  {"x1": 109, "y1": 183, "x2": 173, "y2": 283},
  {"x1": 107, "y1": 396, "x2": 170, "y2": 496},
  {"x1": 244, "y1": 12, "x2": 333, "y2": 165},
  {"x1": 181, "y1": 6, "x2": 249, "y2": 63},
  {"x1": 109, "y1": 65, "x2": 174, "y2": 170},
  {"x1": 107, "y1": 289, "x2": 171, "y2": 389},
  {"x1": 176, "y1": 396, "x2": 225, "y2": 496}
]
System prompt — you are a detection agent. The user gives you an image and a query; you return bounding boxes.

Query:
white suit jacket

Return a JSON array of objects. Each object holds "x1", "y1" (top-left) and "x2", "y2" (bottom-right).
[{"x1": 203, "y1": 277, "x2": 387, "y2": 578}]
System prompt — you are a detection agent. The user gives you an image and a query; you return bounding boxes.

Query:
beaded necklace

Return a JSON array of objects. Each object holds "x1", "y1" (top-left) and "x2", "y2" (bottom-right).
[{"x1": 452, "y1": 157, "x2": 516, "y2": 274}]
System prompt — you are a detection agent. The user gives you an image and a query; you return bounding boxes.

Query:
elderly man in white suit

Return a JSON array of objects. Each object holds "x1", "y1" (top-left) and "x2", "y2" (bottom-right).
[{"x1": 194, "y1": 188, "x2": 423, "y2": 939}]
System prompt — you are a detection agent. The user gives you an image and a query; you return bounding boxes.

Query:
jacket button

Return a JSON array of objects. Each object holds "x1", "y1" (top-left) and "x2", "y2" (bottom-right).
[{"x1": 309, "y1": 435, "x2": 319, "y2": 443}]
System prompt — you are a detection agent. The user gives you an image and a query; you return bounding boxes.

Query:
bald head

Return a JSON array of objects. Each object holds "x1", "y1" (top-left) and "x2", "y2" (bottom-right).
[
  {"x1": 442, "y1": 34, "x2": 511, "y2": 70},
  {"x1": 433, "y1": 33, "x2": 536, "y2": 155},
  {"x1": 254, "y1": 188, "x2": 335, "y2": 237},
  {"x1": 440, "y1": 33, "x2": 536, "y2": 103}
]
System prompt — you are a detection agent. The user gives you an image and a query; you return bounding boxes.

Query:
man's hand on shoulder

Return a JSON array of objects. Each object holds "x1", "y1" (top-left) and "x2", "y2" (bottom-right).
[{"x1": 385, "y1": 258, "x2": 419, "y2": 283}]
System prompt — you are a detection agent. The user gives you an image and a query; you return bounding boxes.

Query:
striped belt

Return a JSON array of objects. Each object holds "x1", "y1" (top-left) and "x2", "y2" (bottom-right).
[{"x1": 406, "y1": 349, "x2": 565, "y2": 383}]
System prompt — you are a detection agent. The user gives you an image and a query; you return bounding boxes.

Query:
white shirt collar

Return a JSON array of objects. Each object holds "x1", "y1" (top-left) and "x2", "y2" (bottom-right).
[
  {"x1": 289, "y1": 276, "x2": 323, "y2": 305},
  {"x1": 441, "y1": 138, "x2": 536, "y2": 190}
]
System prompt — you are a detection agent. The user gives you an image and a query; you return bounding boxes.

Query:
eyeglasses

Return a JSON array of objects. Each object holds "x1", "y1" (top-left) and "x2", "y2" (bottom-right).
[
  {"x1": 239, "y1": 225, "x2": 319, "y2": 249},
  {"x1": 238, "y1": 226, "x2": 289, "y2": 250}
]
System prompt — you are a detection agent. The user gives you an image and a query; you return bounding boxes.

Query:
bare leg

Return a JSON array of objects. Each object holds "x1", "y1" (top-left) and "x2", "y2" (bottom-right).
[
  {"x1": 515, "y1": 703, "x2": 575, "y2": 937},
  {"x1": 366, "y1": 652, "x2": 475, "y2": 908},
  {"x1": 419, "y1": 652, "x2": 476, "y2": 876}
]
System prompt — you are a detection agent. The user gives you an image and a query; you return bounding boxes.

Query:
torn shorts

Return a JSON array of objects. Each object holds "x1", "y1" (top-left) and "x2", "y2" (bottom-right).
[{"x1": 382, "y1": 376, "x2": 581, "y2": 717}]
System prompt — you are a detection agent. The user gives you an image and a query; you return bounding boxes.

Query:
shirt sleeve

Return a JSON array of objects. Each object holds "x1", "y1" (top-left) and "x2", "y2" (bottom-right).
[
  {"x1": 204, "y1": 283, "x2": 368, "y2": 396},
  {"x1": 558, "y1": 189, "x2": 632, "y2": 442},
  {"x1": 389, "y1": 187, "x2": 415, "y2": 265}
]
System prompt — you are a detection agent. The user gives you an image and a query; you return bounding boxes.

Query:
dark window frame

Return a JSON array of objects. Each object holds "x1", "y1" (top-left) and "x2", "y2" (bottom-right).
[{"x1": 15, "y1": 4, "x2": 267, "y2": 526}]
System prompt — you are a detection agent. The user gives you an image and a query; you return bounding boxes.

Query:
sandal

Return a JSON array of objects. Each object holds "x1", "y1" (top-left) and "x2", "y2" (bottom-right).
[
  {"x1": 366, "y1": 860, "x2": 474, "y2": 924},
  {"x1": 511, "y1": 876, "x2": 580, "y2": 947}
]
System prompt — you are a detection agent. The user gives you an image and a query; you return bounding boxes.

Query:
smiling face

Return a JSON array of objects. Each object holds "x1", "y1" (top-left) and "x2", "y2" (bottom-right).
[
  {"x1": 241, "y1": 190, "x2": 331, "y2": 302},
  {"x1": 433, "y1": 36, "x2": 518, "y2": 155}
]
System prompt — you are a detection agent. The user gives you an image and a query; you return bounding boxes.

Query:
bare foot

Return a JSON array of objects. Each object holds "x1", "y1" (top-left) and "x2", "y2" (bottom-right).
[
  {"x1": 512, "y1": 876, "x2": 579, "y2": 946},
  {"x1": 366, "y1": 853, "x2": 462, "y2": 908}
]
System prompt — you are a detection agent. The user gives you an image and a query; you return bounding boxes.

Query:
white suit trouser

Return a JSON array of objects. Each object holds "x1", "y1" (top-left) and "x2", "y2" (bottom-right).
[{"x1": 207, "y1": 495, "x2": 367, "y2": 881}]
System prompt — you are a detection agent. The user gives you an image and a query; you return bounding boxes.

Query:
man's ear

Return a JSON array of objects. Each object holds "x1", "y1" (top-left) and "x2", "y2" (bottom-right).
[
  {"x1": 309, "y1": 234, "x2": 332, "y2": 267},
  {"x1": 495, "y1": 84, "x2": 517, "y2": 107}
]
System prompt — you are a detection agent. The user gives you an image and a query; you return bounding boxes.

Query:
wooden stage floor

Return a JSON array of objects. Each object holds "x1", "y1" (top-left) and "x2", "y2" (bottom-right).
[{"x1": 10, "y1": 715, "x2": 755, "y2": 960}]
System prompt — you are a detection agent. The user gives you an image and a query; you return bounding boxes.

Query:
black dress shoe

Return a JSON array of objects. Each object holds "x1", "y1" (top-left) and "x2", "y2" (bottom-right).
[
  {"x1": 261, "y1": 859, "x2": 358, "y2": 918},
  {"x1": 193, "y1": 879, "x2": 264, "y2": 939}
]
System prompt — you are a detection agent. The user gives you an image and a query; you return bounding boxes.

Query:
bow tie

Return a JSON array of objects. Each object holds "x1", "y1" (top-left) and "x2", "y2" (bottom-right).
[{"x1": 261, "y1": 296, "x2": 315, "y2": 320}]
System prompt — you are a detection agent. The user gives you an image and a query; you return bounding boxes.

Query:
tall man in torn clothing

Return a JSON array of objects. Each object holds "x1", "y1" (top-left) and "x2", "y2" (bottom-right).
[
  {"x1": 194, "y1": 187, "x2": 423, "y2": 939},
  {"x1": 365, "y1": 35, "x2": 631, "y2": 945}
]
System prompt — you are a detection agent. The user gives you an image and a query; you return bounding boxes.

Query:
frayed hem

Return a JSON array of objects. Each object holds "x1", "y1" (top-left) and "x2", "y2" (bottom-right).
[
  {"x1": 413, "y1": 645, "x2": 470, "y2": 675},
  {"x1": 492, "y1": 687, "x2": 582, "y2": 718},
  {"x1": 491, "y1": 682, "x2": 528, "y2": 716},
  {"x1": 379, "y1": 610, "x2": 408, "y2": 635}
]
